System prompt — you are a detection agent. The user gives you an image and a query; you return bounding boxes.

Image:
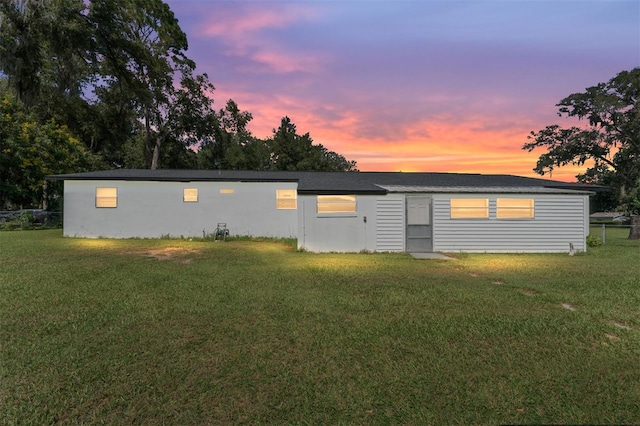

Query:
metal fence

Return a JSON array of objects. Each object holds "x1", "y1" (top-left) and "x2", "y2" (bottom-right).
[{"x1": 589, "y1": 223, "x2": 633, "y2": 245}]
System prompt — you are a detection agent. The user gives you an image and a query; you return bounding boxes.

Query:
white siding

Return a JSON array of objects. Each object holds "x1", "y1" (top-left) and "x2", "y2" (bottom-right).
[
  {"x1": 432, "y1": 194, "x2": 589, "y2": 253},
  {"x1": 63, "y1": 180, "x2": 298, "y2": 239},
  {"x1": 375, "y1": 196, "x2": 405, "y2": 252}
]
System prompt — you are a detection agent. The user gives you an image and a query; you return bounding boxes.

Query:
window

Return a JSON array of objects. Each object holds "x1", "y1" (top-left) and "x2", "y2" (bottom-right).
[
  {"x1": 183, "y1": 188, "x2": 198, "y2": 202},
  {"x1": 276, "y1": 189, "x2": 297, "y2": 209},
  {"x1": 317, "y1": 195, "x2": 356, "y2": 214},
  {"x1": 96, "y1": 187, "x2": 117, "y2": 208},
  {"x1": 497, "y1": 198, "x2": 534, "y2": 219},
  {"x1": 220, "y1": 189, "x2": 234, "y2": 194},
  {"x1": 450, "y1": 198, "x2": 488, "y2": 219}
]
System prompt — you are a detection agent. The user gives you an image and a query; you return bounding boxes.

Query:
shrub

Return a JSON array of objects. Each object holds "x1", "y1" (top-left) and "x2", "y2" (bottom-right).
[{"x1": 587, "y1": 234, "x2": 602, "y2": 247}]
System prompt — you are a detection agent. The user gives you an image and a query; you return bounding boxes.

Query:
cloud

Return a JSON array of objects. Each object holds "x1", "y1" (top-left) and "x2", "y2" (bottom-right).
[
  {"x1": 165, "y1": 0, "x2": 638, "y2": 183},
  {"x1": 195, "y1": 3, "x2": 325, "y2": 74}
]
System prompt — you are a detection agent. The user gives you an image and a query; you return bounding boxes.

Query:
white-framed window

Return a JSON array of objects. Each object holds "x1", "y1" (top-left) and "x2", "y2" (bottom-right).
[
  {"x1": 450, "y1": 198, "x2": 488, "y2": 219},
  {"x1": 317, "y1": 195, "x2": 356, "y2": 214},
  {"x1": 276, "y1": 189, "x2": 297, "y2": 209},
  {"x1": 183, "y1": 188, "x2": 198, "y2": 202},
  {"x1": 96, "y1": 187, "x2": 117, "y2": 208},
  {"x1": 497, "y1": 198, "x2": 534, "y2": 219}
]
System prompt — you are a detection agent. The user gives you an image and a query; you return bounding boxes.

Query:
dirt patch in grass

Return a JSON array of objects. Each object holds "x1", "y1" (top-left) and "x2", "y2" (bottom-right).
[
  {"x1": 611, "y1": 321, "x2": 632, "y2": 330},
  {"x1": 605, "y1": 333, "x2": 620, "y2": 342},
  {"x1": 132, "y1": 247, "x2": 201, "y2": 263}
]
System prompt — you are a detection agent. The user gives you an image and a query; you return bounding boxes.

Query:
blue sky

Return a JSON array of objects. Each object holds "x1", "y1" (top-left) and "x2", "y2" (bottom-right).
[{"x1": 166, "y1": 0, "x2": 640, "y2": 180}]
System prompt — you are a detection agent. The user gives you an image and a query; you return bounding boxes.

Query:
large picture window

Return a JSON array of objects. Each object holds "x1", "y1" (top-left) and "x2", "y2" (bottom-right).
[
  {"x1": 317, "y1": 195, "x2": 356, "y2": 214},
  {"x1": 276, "y1": 189, "x2": 297, "y2": 209},
  {"x1": 96, "y1": 187, "x2": 117, "y2": 208},
  {"x1": 497, "y1": 198, "x2": 534, "y2": 219},
  {"x1": 450, "y1": 198, "x2": 488, "y2": 219}
]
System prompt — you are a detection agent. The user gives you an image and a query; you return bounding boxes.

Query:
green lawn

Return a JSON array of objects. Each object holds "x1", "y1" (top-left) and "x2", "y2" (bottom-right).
[{"x1": 1, "y1": 229, "x2": 639, "y2": 425}]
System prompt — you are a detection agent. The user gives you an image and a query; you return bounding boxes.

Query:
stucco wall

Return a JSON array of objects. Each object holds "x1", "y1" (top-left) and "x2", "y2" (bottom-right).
[
  {"x1": 63, "y1": 180, "x2": 298, "y2": 238},
  {"x1": 297, "y1": 194, "x2": 377, "y2": 252}
]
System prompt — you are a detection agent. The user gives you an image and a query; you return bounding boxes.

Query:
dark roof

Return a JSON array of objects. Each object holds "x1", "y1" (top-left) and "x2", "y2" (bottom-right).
[{"x1": 46, "y1": 169, "x2": 603, "y2": 194}]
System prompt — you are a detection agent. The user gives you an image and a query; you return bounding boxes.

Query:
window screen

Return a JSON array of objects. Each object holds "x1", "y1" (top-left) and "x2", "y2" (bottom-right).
[
  {"x1": 317, "y1": 195, "x2": 356, "y2": 213},
  {"x1": 96, "y1": 188, "x2": 117, "y2": 208},
  {"x1": 277, "y1": 189, "x2": 297, "y2": 209},
  {"x1": 183, "y1": 188, "x2": 198, "y2": 202},
  {"x1": 450, "y1": 198, "x2": 488, "y2": 219},
  {"x1": 497, "y1": 198, "x2": 534, "y2": 219}
]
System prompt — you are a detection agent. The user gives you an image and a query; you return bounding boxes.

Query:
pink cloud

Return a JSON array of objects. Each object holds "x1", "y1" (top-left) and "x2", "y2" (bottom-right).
[
  {"x1": 196, "y1": 4, "x2": 325, "y2": 74},
  {"x1": 239, "y1": 49, "x2": 328, "y2": 74},
  {"x1": 200, "y1": 6, "x2": 317, "y2": 38}
]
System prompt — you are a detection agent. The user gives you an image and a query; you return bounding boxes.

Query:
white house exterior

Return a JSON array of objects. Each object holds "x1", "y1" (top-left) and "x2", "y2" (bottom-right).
[
  {"x1": 48, "y1": 170, "x2": 596, "y2": 253},
  {"x1": 60, "y1": 179, "x2": 298, "y2": 239}
]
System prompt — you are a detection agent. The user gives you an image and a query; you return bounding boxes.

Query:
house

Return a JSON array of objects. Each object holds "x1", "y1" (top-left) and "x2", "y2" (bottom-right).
[
  {"x1": 46, "y1": 169, "x2": 597, "y2": 253},
  {"x1": 589, "y1": 212, "x2": 623, "y2": 222}
]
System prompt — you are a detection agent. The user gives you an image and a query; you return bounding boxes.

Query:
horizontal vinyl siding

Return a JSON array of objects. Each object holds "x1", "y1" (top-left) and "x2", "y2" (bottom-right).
[
  {"x1": 433, "y1": 195, "x2": 587, "y2": 252},
  {"x1": 376, "y1": 197, "x2": 404, "y2": 252}
]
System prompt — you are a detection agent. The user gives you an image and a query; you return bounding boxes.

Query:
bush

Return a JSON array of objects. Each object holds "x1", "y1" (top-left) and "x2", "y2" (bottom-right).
[
  {"x1": 0, "y1": 210, "x2": 61, "y2": 231},
  {"x1": 16, "y1": 211, "x2": 35, "y2": 230},
  {"x1": 587, "y1": 234, "x2": 602, "y2": 247}
]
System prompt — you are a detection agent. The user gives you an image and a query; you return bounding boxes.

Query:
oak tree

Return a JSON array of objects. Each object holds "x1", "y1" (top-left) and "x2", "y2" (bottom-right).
[{"x1": 524, "y1": 68, "x2": 640, "y2": 239}]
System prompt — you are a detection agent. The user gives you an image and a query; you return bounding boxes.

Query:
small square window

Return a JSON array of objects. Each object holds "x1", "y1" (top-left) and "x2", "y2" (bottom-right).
[
  {"x1": 277, "y1": 189, "x2": 297, "y2": 209},
  {"x1": 96, "y1": 187, "x2": 117, "y2": 208},
  {"x1": 184, "y1": 188, "x2": 198, "y2": 202}
]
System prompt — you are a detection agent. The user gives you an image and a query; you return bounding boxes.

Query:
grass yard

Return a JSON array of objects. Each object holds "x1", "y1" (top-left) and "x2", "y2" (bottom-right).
[{"x1": 1, "y1": 229, "x2": 639, "y2": 424}]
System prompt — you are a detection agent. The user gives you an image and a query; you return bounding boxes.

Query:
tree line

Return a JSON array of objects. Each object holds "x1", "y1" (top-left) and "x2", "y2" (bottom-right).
[{"x1": 0, "y1": 0, "x2": 356, "y2": 210}]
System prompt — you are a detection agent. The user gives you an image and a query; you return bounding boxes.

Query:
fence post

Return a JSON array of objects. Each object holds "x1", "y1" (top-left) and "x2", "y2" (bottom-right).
[{"x1": 601, "y1": 223, "x2": 606, "y2": 245}]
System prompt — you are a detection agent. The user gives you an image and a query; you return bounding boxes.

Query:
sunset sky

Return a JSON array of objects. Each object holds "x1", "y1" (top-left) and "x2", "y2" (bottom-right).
[{"x1": 165, "y1": 0, "x2": 639, "y2": 182}]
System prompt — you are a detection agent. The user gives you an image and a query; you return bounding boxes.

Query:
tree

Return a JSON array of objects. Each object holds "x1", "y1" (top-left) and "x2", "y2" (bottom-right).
[
  {"x1": 0, "y1": 0, "x2": 221, "y2": 170},
  {"x1": 89, "y1": 0, "x2": 217, "y2": 169},
  {"x1": 523, "y1": 68, "x2": 640, "y2": 239},
  {"x1": 0, "y1": 0, "x2": 93, "y2": 117},
  {"x1": 197, "y1": 99, "x2": 259, "y2": 170},
  {"x1": 267, "y1": 117, "x2": 357, "y2": 172},
  {"x1": 0, "y1": 93, "x2": 98, "y2": 210},
  {"x1": 0, "y1": 1, "x2": 358, "y2": 179}
]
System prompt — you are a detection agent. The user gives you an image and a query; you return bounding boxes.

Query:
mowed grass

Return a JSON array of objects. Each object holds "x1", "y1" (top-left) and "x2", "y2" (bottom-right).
[{"x1": 1, "y1": 229, "x2": 639, "y2": 425}]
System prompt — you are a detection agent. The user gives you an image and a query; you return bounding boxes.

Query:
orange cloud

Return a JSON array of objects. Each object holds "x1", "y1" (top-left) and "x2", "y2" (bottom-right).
[{"x1": 212, "y1": 87, "x2": 588, "y2": 183}]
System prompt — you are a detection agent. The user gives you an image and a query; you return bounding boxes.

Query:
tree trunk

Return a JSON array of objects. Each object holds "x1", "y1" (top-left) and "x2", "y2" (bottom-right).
[
  {"x1": 629, "y1": 215, "x2": 640, "y2": 240},
  {"x1": 144, "y1": 105, "x2": 153, "y2": 169},
  {"x1": 150, "y1": 136, "x2": 161, "y2": 170}
]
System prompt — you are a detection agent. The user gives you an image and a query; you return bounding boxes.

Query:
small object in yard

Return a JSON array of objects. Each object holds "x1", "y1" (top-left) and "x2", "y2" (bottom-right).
[
  {"x1": 214, "y1": 223, "x2": 229, "y2": 241},
  {"x1": 568, "y1": 242, "x2": 575, "y2": 256}
]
